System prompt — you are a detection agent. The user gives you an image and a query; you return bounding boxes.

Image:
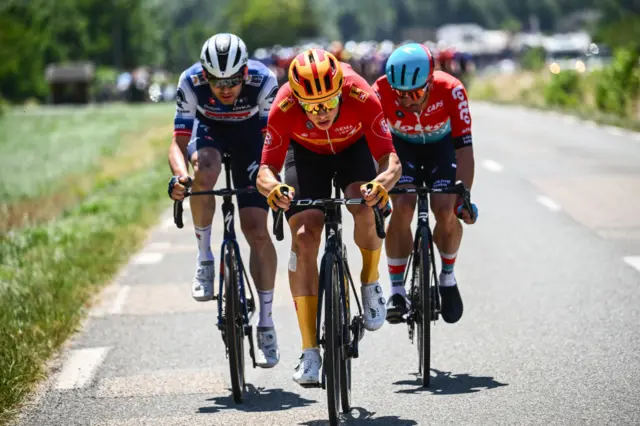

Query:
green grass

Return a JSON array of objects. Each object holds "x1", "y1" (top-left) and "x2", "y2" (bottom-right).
[
  {"x1": 0, "y1": 103, "x2": 173, "y2": 232},
  {"x1": 0, "y1": 103, "x2": 172, "y2": 202},
  {"x1": 0, "y1": 103, "x2": 177, "y2": 424}
]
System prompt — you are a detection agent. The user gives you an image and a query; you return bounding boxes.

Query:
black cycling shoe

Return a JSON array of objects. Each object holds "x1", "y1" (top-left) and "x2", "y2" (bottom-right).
[
  {"x1": 386, "y1": 293, "x2": 410, "y2": 324},
  {"x1": 439, "y1": 283, "x2": 463, "y2": 324}
]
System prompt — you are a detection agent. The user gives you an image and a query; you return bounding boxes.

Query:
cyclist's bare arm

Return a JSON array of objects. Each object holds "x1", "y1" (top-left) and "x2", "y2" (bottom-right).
[
  {"x1": 455, "y1": 145, "x2": 474, "y2": 191},
  {"x1": 372, "y1": 152, "x2": 401, "y2": 191},
  {"x1": 169, "y1": 135, "x2": 190, "y2": 177},
  {"x1": 257, "y1": 165, "x2": 281, "y2": 197}
]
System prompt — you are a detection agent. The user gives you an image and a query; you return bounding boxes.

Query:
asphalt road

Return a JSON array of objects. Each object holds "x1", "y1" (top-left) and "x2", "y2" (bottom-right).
[{"x1": 16, "y1": 103, "x2": 640, "y2": 425}]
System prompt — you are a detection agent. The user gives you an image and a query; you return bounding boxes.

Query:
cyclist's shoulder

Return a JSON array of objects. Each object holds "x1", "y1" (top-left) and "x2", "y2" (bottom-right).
[
  {"x1": 433, "y1": 70, "x2": 464, "y2": 90},
  {"x1": 270, "y1": 83, "x2": 298, "y2": 118},
  {"x1": 341, "y1": 65, "x2": 378, "y2": 106},
  {"x1": 246, "y1": 59, "x2": 277, "y2": 85},
  {"x1": 179, "y1": 62, "x2": 208, "y2": 89}
]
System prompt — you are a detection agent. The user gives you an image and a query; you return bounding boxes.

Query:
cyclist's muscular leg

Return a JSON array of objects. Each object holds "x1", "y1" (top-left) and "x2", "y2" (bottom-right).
[
  {"x1": 190, "y1": 147, "x2": 222, "y2": 253},
  {"x1": 189, "y1": 147, "x2": 221, "y2": 301},
  {"x1": 431, "y1": 193, "x2": 464, "y2": 323},
  {"x1": 384, "y1": 189, "x2": 417, "y2": 322},
  {"x1": 431, "y1": 193, "x2": 462, "y2": 265},
  {"x1": 345, "y1": 183, "x2": 386, "y2": 331},
  {"x1": 288, "y1": 210, "x2": 325, "y2": 349},
  {"x1": 239, "y1": 207, "x2": 277, "y2": 317},
  {"x1": 239, "y1": 207, "x2": 280, "y2": 367}
]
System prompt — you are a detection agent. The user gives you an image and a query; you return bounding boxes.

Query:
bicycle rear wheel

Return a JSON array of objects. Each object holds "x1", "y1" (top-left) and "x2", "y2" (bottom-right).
[
  {"x1": 322, "y1": 252, "x2": 341, "y2": 425},
  {"x1": 417, "y1": 227, "x2": 431, "y2": 387},
  {"x1": 224, "y1": 244, "x2": 245, "y2": 403},
  {"x1": 339, "y1": 266, "x2": 351, "y2": 413}
]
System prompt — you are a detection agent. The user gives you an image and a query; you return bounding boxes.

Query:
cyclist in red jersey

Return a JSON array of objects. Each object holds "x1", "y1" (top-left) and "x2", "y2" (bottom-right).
[
  {"x1": 257, "y1": 48, "x2": 401, "y2": 387},
  {"x1": 373, "y1": 43, "x2": 477, "y2": 326}
]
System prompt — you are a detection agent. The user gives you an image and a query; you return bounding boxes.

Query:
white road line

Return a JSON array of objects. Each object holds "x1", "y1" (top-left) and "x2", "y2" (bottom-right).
[
  {"x1": 131, "y1": 252, "x2": 164, "y2": 265},
  {"x1": 109, "y1": 285, "x2": 130, "y2": 314},
  {"x1": 482, "y1": 159, "x2": 503, "y2": 173},
  {"x1": 623, "y1": 256, "x2": 640, "y2": 273},
  {"x1": 536, "y1": 195, "x2": 562, "y2": 212},
  {"x1": 55, "y1": 347, "x2": 110, "y2": 390}
]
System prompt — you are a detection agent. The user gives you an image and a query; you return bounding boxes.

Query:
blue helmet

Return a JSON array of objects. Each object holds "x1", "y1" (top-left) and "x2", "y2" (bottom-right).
[{"x1": 385, "y1": 43, "x2": 435, "y2": 91}]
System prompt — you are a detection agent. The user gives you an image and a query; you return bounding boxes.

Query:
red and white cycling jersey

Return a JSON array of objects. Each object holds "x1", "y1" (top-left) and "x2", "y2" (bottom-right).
[{"x1": 373, "y1": 71, "x2": 472, "y2": 146}]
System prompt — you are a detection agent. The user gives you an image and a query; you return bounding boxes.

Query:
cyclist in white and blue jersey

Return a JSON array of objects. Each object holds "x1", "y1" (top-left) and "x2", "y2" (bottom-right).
[{"x1": 167, "y1": 33, "x2": 280, "y2": 368}]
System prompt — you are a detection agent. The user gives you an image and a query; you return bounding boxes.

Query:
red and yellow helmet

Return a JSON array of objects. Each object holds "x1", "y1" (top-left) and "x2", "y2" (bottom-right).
[{"x1": 288, "y1": 48, "x2": 343, "y2": 103}]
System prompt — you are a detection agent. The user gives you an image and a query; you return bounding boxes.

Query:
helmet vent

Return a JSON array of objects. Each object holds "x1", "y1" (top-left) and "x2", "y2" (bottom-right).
[
  {"x1": 389, "y1": 65, "x2": 395, "y2": 84},
  {"x1": 411, "y1": 68, "x2": 420, "y2": 86},
  {"x1": 400, "y1": 64, "x2": 406, "y2": 86}
]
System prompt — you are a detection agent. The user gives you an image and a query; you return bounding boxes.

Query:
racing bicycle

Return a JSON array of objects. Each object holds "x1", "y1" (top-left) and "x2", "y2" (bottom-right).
[
  {"x1": 173, "y1": 152, "x2": 258, "y2": 403},
  {"x1": 388, "y1": 180, "x2": 474, "y2": 387},
  {"x1": 272, "y1": 179, "x2": 387, "y2": 426}
]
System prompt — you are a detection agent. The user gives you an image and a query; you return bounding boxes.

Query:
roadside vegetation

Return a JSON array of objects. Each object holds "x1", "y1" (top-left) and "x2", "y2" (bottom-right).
[
  {"x1": 0, "y1": 103, "x2": 174, "y2": 424},
  {"x1": 469, "y1": 46, "x2": 640, "y2": 131}
]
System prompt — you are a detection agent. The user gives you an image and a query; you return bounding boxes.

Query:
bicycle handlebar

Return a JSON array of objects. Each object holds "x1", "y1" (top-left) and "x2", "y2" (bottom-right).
[
  {"x1": 172, "y1": 185, "x2": 257, "y2": 229},
  {"x1": 389, "y1": 180, "x2": 475, "y2": 221},
  {"x1": 272, "y1": 185, "x2": 389, "y2": 242}
]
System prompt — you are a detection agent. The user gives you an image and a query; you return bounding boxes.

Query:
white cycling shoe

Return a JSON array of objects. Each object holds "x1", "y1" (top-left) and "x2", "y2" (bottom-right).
[
  {"x1": 293, "y1": 348, "x2": 322, "y2": 387},
  {"x1": 361, "y1": 282, "x2": 386, "y2": 331},
  {"x1": 256, "y1": 327, "x2": 280, "y2": 368},
  {"x1": 192, "y1": 260, "x2": 214, "y2": 301}
]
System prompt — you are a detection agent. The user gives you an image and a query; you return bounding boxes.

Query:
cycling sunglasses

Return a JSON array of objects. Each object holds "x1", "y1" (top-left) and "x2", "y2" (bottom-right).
[
  {"x1": 208, "y1": 74, "x2": 244, "y2": 89},
  {"x1": 393, "y1": 80, "x2": 433, "y2": 101},
  {"x1": 299, "y1": 95, "x2": 341, "y2": 115}
]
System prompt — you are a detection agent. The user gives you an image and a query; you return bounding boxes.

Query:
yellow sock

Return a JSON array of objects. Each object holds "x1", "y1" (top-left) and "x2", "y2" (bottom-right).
[
  {"x1": 293, "y1": 295, "x2": 318, "y2": 350},
  {"x1": 360, "y1": 246, "x2": 381, "y2": 284}
]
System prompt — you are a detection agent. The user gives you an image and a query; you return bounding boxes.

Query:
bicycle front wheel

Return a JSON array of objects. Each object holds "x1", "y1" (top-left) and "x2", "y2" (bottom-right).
[
  {"x1": 322, "y1": 251, "x2": 341, "y2": 425},
  {"x1": 417, "y1": 227, "x2": 431, "y2": 387},
  {"x1": 339, "y1": 265, "x2": 351, "y2": 413},
  {"x1": 224, "y1": 244, "x2": 245, "y2": 403}
]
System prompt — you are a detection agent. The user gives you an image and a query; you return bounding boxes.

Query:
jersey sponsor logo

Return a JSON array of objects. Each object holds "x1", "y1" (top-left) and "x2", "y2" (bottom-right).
[
  {"x1": 176, "y1": 88, "x2": 187, "y2": 109},
  {"x1": 461, "y1": 127, "x2": 471, "y2": 134},
  {"x1": 380, "y1": 118, "x2": 390, "y2": 135},
  {"x1": 264, "y1": 131, "x2": 273, "y2": 147},
  {"x1": 349, "y1": 86, "x2": 369, "y2": 102},
  {"x1": 305, "y1": 120, "x2": 314, "y2": 129},
  {"x1": 190, "y1": 74, "x2": 208, "y2": 86},
  {"x1": 452, "y1": 85, "x2": 471, "y2": 125},
  {"x1": 247, "y1": 74, "x2": 264, "y2": 87},
  {"x1": 395, "y1": 110, "x2": 404, "y2": 118},
  {"x1": 278, "y1": 96, "x2": 295, "y2": 112},
  {"x1": 426, "y1": 100, "x2": 444, "y2": 114},
  {"x1": 392, "y1": 119, "x2": 449, "y2": 134},
  {"x1": 462, "y1": 134, "x2": 473, "y2": 145},
  {"x1": 263, "y1": 127, "x2": 283, "y2": 152},
  {"x1": 333, "y1": 125, "x2": 356, "y2": 135}
]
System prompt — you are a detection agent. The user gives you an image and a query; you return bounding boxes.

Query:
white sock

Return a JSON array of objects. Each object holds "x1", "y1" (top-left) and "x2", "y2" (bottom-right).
[
  {"x1": 439, "y1": 271, "x2": 457, "y2": 287},
  {"x1": 194, "y1": 225, "x2": 214, "y2": 262},
  {"x1": 257, "y1": 289, "x2": 274, "y2": 327}
]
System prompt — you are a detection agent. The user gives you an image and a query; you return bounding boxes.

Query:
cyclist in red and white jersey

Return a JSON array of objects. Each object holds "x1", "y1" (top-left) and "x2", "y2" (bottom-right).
[{"x1": 373, "y1": 43, "x2": 478, "y2": 325}]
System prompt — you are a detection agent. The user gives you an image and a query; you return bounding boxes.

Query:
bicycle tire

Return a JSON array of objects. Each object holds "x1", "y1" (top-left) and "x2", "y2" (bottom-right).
[
  {"x1": 322, "y1": 252, "x2": 341, "y2": 425},
  {"x1": 224, "y1": 244, "x2": 245, "y2": 403},
  {"x1": 339, "y1": 267, "x2": 351, "y2": 413},
  {"x1": 417, "y1": 227, "x2": 431, "y2": 387}
]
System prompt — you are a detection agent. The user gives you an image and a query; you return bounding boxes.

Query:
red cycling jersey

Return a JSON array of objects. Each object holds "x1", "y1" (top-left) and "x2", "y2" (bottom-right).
[
  {"x1": 373, "y1": 71, "x2": 472, "y2": 147},
  {"x1": 260, "y1": 63, "x2": 395, "y2": 171}
]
